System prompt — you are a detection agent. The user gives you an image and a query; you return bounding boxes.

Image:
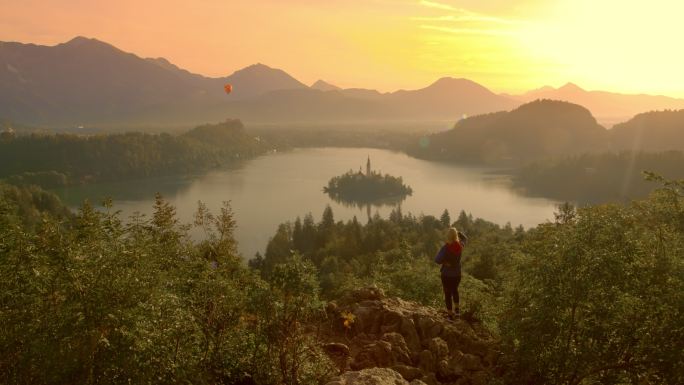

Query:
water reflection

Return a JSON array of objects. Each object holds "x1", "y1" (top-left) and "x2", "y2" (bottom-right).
[
  {"x1": 52, "y1": 147, "x2": 559, "y2": 259},
  {"x1": 54, "y1": 174, "x2": 199, "y2": 205},
  {"x1": 326, "y1": 193, "x2": 406, "y2": 219}
]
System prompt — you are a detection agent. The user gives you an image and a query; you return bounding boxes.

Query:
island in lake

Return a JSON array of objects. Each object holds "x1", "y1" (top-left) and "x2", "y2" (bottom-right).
[{"x1": 324, "y1": 156, "x2": 412, "y2": 207}]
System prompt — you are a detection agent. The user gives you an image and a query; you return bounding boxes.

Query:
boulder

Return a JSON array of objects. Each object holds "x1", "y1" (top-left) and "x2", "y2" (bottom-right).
[
  {"x1": 323, "y1": 342, "x2": 352, "y2": 371},
  {"x1": 326, "y1": 368, "x2": 409, "y2": 385},
  {"x1": 324, "y1": 342, "x2": 351, "y2": 356},
  {"x1": 461, "y1": 353, "x2": 483, "y2": 372},
  {"x1": 352, "y1": 341, "x2": 394, "y2": 370},
  {"x1": 381, "y1": 333, "x2": 412, "y2": 365},
  {"x1": 416, "y1": 350, "x2": 436, "y2": 373},
  {"x1": 427, "y1": 337, "x2": 448, "y2": 361},
  {"x1": 436, "y1": 359, "x2": 463, "y2": 382},
  {"x1": 470, "y1": 371, "x2": 489, "y2": 385},
  {"x1": 415, "y1": 315, "x2": 443, "y2": 341},
  {"x1": 391, "y1": 364, "x2": 423, "y2": 381}
]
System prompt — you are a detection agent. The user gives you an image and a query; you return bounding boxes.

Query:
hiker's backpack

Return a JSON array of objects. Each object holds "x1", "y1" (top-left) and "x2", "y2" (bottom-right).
[{"x1": 443, "y1": 242, "x2": 462, "y2": 266}]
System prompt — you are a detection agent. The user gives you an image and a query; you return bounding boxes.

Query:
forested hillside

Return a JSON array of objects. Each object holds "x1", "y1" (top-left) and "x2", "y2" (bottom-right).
[
  {"x1": 0, "y1": 182, "x2": 72, "y2": 228},
  {"x1": 409, "y1": 100, "x2": 607, "y2": 165},
  {"x1": 0, "y1": 177, "x2": 682, "y2": 384},
  {"x1": 513, "y1": 151, "x2": 684, "y2": 204},
  {"x1": 0, "y1": 119, "x2": 269, "y2": 187},
  {"x1": 610, "y1": 109, "x2": 684, "y2": 151}
]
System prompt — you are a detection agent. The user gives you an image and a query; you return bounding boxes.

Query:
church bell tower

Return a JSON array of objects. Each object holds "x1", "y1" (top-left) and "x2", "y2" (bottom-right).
[{"x1": 366, "y1": 155, "x2": 371, "y2": 176}]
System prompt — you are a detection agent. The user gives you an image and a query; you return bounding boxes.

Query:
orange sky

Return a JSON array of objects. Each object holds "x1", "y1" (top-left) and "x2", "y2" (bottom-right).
[{"x1": 2, "y1": 0, "x2": 683, "y2": 97}]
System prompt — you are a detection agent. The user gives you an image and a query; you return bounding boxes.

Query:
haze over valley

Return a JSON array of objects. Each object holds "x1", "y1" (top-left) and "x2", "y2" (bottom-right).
[
  {"x1": 4, "y1": 37, "x2": 684, "y2": 129},
  {"x1": 2, "y1": 2, "x2": 683, "y2": 384}
]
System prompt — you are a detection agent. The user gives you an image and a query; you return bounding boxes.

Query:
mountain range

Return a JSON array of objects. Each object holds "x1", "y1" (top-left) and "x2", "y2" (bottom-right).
[
  {"x1": 2, "y1": 36, "x2": 683, "y2": 128},
  {"x1": 505, "y1": 83, "x2": 684, "y2": 126}
]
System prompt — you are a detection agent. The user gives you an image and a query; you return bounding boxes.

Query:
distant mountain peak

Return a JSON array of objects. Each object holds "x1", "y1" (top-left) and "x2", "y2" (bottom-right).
[
  {"x1": 430, "y1": 77, "x2": 475, "y2": 86},
  {"x1": 58, "y1": 36, "x2": 120, "y2": 53},
  {"x1": 233, "y1": 63, "x2": 275, "y2": 74},
  {"x1": 150, "y1": 57, "x2": 172, "y2": 65},
  {"x1": 62, "y1": 36, "x2": 106, "y2": 46},
  {"x1": 420, "y1": 77, "x2": 495, "y2": 97},
  {"x1": 559, "y1": 82, "x2": 585, "y2": 92},
  {"x1": 248, "y1": 63, "x2": 269, "y2": 69},
  {"x1": 311, "y1": 79, "x2": 341, "y2": 91},
  {"x1": 226, "y1": 63, "x2": 307, "y2": 90},
  {"x1": 532, "y1": 85, "x2": 555, "y2": 93}
]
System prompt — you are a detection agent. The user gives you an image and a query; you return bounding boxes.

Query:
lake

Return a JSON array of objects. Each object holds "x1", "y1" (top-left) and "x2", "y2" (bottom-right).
[{"x1": 55, "y1": 147, "x2": 559, "y2": 258}]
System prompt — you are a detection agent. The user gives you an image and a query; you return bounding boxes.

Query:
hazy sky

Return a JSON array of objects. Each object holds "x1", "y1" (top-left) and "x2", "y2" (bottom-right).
[{"x1": 2, "y1": 0, "x2": 683, "y2": 97}]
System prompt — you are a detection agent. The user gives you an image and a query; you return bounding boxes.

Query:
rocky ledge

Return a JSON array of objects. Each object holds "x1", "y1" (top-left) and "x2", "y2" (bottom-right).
[{"x1": 322, "y1": 287, "x2": 499, "y2": 385}]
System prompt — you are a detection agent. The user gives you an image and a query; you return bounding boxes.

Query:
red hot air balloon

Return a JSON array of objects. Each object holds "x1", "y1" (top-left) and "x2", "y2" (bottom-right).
[{"x1": 224, "y1": 84, "x2": 233, "y2": 94}]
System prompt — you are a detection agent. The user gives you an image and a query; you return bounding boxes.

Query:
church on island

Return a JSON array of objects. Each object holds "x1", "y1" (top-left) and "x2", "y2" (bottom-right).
[
  {"x1": 358, "y1": 156, "x2": 372, "y2": 177},
  {"x1": 324, "y1": 156, "x2": 412, "y2": 203}
]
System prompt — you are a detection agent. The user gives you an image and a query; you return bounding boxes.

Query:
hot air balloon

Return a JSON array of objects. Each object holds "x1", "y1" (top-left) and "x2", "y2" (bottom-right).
[{"x1": 224, "y1": 84, "x2": 233, "y2": 94}]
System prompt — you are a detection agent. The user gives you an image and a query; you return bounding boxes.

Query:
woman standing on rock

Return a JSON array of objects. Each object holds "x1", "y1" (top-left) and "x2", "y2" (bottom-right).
[{"x1": 434, "y1": 227, "x2": 466, "y2": 319}]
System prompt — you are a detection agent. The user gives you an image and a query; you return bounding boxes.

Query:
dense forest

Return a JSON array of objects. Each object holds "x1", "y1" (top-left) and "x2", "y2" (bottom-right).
[
  {"x1": 0, "y1": 119, "x2": 270, "y2": 187},
  {"x1": 0, "y1": 187, "x2": 336, "y2": 385},
  {"x1": 0, "y1": 175, "x2": 682, "y2": 384},
  {"x1": 408, "y1": 100, "x2": 608, "y2": 165},
  {"x1": 0, "y1": 182, "x2": 72, "y2": 228},
  {"x1": 513, "y1": 151, "x2": 684, "y2": 204},
  {"x1": 409, "y1": 103, "x2": 684, "y2": 167},
  {"x1": 252, "y1": 206, "x2": 516, "y2": 328},
  {"x1": 610, "y1": 110, "x2": 684, "y2": 151}
]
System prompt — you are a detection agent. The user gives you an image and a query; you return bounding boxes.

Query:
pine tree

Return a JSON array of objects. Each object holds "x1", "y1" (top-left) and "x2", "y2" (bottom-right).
[
  {"x1": 440, "y1": 209, "x2": 451, "y2": 227},
  {"x1": 292, "y1": 217, "x2": 303, "y2": 252},
  {"x1": 321, "y1": 205, "x2": 335, "y2": 230}
]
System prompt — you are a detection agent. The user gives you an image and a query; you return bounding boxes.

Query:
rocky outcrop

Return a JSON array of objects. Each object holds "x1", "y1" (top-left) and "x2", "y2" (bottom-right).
[
  {"x1": 321, "y1": 287, "x2": 498, "y2": 385},
  {"x1": 326, "y1": 367, "x2": 427, "y2": 385}
]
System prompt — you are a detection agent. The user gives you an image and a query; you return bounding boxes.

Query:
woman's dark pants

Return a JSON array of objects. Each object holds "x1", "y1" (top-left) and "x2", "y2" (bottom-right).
[{"x1": 441, "y1": 274, "x2": 461, "y2": 311}]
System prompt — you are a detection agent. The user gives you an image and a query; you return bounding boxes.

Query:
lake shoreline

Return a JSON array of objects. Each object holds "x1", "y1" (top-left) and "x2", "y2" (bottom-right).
[{"x1": 52, "y1": 147, "x2": 559, "y2": 258}]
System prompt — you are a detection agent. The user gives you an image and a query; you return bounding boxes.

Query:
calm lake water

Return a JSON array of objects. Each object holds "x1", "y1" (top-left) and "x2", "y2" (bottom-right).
[{"x1": 55, "y1": 148, "x2": 558, "y2": 258}]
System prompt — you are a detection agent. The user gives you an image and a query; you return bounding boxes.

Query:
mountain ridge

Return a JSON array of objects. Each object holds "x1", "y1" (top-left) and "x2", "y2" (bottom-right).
[
  {"x1": 311, "y1": 79, "x2": 341, "y2": 91},
  {"x1": 510, "y1": 82, "x2": 684, "y2": 125},
  {"x1": 3, "y1": 36, "x2": 684, "y2": 128}
]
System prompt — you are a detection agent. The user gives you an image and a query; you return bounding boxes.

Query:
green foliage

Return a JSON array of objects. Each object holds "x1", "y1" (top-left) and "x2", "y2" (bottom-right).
[
  {"x1": 440, "y1": 209, "x2": 451, "y2": 227},
  {"x1": 0, "y1": 195, "x2": 332, "y2": 385},
  {"x1": 256, "y1": 255, "x2": 336, "y2": 385},
  {"x1": 260, "y1": 206, "x2": 523, "y2": 328},
  {"x1": 499, "y1": 185, "x2": 684, "y2": 384},
  {"x1": 0, "y1": 119, "x2": 269, "y2": 187},
  {"x1": 514, "y1": 151, "x2": 684, "y2": 204},
  {"x1": 0, "y1": 182, "x2": 72, "y2": 229},
  {"x1": 4, "y1": 149, "x2": 682, "y2": 385},
  {"x1": 4, "y1": 171, "x2": 69, "y2": 188}
]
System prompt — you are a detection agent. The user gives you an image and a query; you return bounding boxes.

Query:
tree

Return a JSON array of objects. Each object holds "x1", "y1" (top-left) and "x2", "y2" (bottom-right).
[
  {"x1": 292, "y1": 217, "x2": 304, "y2": 252},
  {"x1": 440, "y1": 209, "x2": 451, "y2": 227},
  {"x1": 320, "y1": 205, "x2": 335, "y2": 230},
  {"x1": 252, "y1": 255, "x2": 335, "y2": 385},
  {"x1": 500, "y1": 191, "x2": 684, "y2": 385}
]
